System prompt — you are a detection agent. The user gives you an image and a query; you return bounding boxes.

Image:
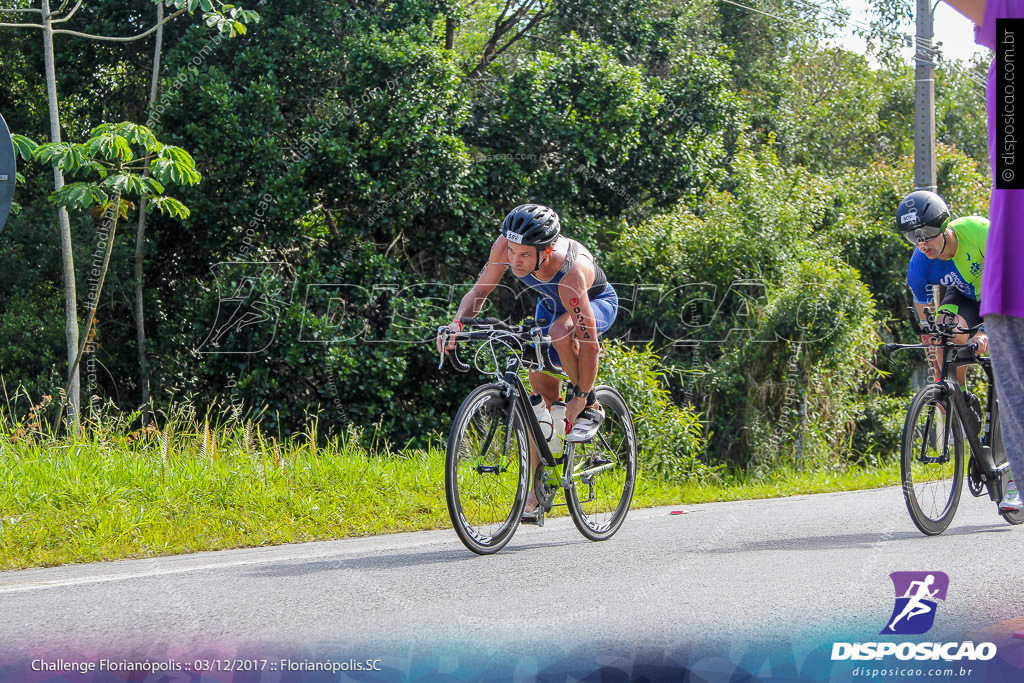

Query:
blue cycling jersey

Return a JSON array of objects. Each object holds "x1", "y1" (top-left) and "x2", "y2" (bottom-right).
[{"x1": 906, "y1": 216, "x2": 988, "y2": 305}]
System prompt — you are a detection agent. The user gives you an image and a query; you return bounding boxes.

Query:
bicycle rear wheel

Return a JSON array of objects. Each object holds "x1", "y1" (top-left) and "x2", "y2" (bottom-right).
[
  {"x1": 900, "y1": 384, "x2": 964, "y2": 536},
  {"x1": 566, "y1": 386, "x2": 638, "y2": 541},
  {"x1": 446, "y1": 384, "x2": 530, "y2": 554}
]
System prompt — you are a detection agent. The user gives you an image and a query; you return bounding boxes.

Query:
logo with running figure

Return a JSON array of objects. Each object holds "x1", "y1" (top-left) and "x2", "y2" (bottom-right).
[{"x1": 881, "y1": 571, "x2": 949, "y2": 635}]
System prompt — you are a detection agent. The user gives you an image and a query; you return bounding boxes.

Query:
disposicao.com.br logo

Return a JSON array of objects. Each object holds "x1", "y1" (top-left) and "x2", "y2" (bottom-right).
[
  {"x1": 831, "y1": 572, "x2": 997, "y2": 663},
  {"x1": 883, "y1": 571, "x2": 948, "y2": 635}
]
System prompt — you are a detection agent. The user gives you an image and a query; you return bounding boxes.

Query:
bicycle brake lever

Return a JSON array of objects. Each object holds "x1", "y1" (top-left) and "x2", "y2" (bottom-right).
[
  {"x1": 436, "y1": 323, "x2": 474, "y2": 373},
  {"x1": 437, "y1": 326, "x2": 450, "y2": 370}
]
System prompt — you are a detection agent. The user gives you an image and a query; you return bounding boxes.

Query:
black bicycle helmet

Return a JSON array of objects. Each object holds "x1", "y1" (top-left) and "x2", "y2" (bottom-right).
[
  {"x1": 896, "y1": 190, "x2": 951, "y2": 244},
  {"x1": 500, "y1": 204, "x2": 560, "y2": 247}
]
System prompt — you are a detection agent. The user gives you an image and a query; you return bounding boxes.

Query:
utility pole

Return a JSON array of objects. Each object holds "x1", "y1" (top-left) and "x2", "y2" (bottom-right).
[{"x1": 914, "y1": 0, "x2": 937, "y2": 192}]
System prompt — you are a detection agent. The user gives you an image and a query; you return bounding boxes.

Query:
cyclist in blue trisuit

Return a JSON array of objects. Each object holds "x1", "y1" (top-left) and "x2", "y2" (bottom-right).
[{"x1": 437, "y1": 204, "x2": 618, "y2": 520}]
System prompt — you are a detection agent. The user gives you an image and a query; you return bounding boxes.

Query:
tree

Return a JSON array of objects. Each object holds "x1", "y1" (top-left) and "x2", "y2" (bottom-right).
[
  {"x1": 464, "y1": 0, "x2": 554, "y2": 79},
  {"x1": 468, "y1": 36, "x2": 735, "y2": 217},
  {"x1": 15, "y1": 122, "x2": 200, "y2": 425},
  {"x1": 116, "y1": 0, "x2": 741, "y2": 443},
  {"x1": 0, "y1": 0, "x2": 257, "y2": 429},
  {"x1": 135, "y1": 0, "x2": 166, "y2": 426}
]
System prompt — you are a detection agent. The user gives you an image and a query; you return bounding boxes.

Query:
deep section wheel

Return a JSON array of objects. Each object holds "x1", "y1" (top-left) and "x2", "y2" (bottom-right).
[
  {"x1": 565, "y1": 386, "x2": 638, "y2": 541},
  {"x1": 445, "y1": 384, "x2": 530, "y2": 554},
  {"x1": 899, "y1": 384, "x2": 964, "y2": 536}
]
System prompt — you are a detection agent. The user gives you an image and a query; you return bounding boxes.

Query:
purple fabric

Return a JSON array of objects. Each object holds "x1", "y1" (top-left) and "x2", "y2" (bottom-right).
[{"x1": 978, "y1": 0, "x2": 1024, "y2": 318}]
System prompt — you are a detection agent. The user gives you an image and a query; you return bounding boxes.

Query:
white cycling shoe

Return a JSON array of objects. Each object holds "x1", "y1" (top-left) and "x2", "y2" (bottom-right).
[
  {"x1": 1000, "y1": 479, "x2": 1023, "y2": 513},
  {"x1": 567, "y1": 404, "x2": 604, "y2": 443}
]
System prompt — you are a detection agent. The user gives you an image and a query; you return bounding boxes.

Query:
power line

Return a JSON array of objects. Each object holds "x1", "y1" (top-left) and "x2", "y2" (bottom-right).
[
  {"x1": 722, "y1": 0, "x2": 905, "y2": 56},
  {"x1": 787, "y1": 0, "x2": 879, "y2": 35},
  {"x1": 741, "y1": 0, "x2": 986, "y2": 90},
  {"x1": 717, "y1": 0, "x2": 815, "y2": 31},
  {"x1": 719, "y1": 0, "x2": 986, "y2": 100}
]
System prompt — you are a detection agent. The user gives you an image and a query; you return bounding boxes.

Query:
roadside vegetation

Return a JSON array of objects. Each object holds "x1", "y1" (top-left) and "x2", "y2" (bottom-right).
[
  {"x1": 0, "y1": 1, "x2": 993, "y2": 569},
  {"x1": 0, "y1": 397, "x2": 902, "y2": 571}
]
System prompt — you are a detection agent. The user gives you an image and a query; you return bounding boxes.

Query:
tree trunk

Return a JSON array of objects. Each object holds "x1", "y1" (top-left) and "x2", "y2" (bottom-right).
[
  {"x1": 65, "y1": 193, "x2": 121, "y2": 400},
  {"x1": 41, "y1": 0, "x2": 81, "y2": 430},
  {"x1": 445, "y1": 16, "x2": 456, "y2": 50},
  {"x1": 135, "y1": 2, "x2": 164, "y2": 427}
]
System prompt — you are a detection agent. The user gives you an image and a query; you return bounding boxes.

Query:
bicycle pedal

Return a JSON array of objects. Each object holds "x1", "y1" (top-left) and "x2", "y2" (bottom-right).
[{"x1": 520, "y1": 508, "x2": 545, "y2": 527}]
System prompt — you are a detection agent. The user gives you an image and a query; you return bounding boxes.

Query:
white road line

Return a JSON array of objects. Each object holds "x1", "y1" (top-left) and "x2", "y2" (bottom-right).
[
  {"x1": 0, "y1": 551, "x2": 338, "y2": 594},
  {"x1": 0, "y1": 528, "x2": 459, "y2": 595}
]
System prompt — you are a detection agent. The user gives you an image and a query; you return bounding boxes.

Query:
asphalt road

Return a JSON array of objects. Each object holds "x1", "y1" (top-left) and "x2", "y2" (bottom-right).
[{"x1": 2, "y1": 486, "x2": 1022, "y2": 677}]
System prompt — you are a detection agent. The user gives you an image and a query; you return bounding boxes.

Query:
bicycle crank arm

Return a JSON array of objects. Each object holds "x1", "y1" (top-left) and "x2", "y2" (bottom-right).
[{"x1": 573, "y1": 462, "x2": 616, "y2": 478}]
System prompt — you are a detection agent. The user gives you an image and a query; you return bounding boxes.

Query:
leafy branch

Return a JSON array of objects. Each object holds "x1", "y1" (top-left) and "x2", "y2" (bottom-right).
[
  {"x1": 466, "y1": 0, "x2": 554, "y2": 80},
  {"x1": 16, "y1": 123, "x2": 202, "y2": 420},
  {"x1": 0, "y1": 0, "x2": 259, "y2": 40}
]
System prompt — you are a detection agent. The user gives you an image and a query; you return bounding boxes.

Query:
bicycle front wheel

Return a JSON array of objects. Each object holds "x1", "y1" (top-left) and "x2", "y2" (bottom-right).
[
  {"x1": 566, "y1": 386, "x2": 638, "y2": 541},
  {"x1": 445, "y1": 384, "x2": 530, "y2": 554},
  {"x1": 900, "y1": 384, "x2": 964, "y2": 536}
]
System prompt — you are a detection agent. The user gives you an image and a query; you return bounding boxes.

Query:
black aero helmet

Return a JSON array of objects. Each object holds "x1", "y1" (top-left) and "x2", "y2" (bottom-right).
[
  {"x1": 501, "y1": 204, "x2": 560, "y2": 247},
  {"x1": 896, "y1": 190, "x2": 951, "y2": 244}
]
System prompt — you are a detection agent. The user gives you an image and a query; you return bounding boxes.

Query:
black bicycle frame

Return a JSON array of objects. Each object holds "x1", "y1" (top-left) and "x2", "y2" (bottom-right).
[
  {"x1": 884, "y1": 309, "x2": 1012, "y2": 502},
  {"x1": 940, "y1": 350, "x2": 1008, "y2": 500},
  {"x1": 498, "y1": 353, "x2": 565, "y2": 468}
]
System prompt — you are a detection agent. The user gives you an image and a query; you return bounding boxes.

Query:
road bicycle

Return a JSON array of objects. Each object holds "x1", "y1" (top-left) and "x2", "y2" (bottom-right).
[
  {"x1": 884, "y1": 309, "x2": 1024, "y2": 535},
  {"x1": 437, "y1": 317, "x2": 638, "y2": 554}
]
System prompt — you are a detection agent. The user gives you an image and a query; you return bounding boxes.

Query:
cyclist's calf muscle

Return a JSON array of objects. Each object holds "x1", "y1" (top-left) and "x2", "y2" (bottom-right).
[{"x1": 550, "y1": 309, "x2": 599, "y2": 393}]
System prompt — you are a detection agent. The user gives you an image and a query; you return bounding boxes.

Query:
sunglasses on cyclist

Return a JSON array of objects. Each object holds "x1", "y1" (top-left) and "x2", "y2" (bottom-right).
[{"x1": 902, "y1": 224, "x2": 945, "y2": 245}]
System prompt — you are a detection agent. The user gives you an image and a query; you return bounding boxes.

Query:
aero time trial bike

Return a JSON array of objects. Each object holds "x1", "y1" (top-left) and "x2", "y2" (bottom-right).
[
  {"x1": 437, "y1": 317, "x2": 638, "y2": 554},
  {"x1": 885, "y1": 309, "x2": 1024, "y2": 535}
]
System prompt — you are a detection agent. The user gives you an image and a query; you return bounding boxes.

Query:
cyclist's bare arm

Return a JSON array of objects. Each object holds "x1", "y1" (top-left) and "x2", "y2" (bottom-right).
[
  {"x1": 455, "y1": 237, "x2": 511, "y2": 317},
  {"x1": 437, "y1": 237, "x2": 509, "y2": 353}
]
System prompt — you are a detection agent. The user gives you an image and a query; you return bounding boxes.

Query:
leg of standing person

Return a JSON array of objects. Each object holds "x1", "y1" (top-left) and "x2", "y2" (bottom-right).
[{"x1": 985, "y1": 315, "x2": 1024, "y2": 510}]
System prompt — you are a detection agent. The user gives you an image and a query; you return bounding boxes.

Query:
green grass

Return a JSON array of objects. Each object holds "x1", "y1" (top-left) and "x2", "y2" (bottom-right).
[
  {"x1": 0, "y1": 414, "x2": 903, "y2": 570},
  {"x1": 633, "y1": 459, "x2": 902, "y2": 508}
]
